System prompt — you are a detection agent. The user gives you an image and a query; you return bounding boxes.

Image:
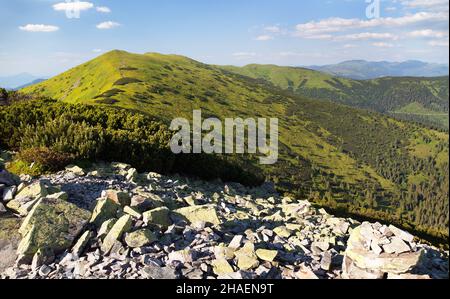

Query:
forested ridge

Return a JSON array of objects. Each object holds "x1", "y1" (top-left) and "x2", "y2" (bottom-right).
[{"x1": 220, "y1": 64, "x2": 449, "y2": 130}]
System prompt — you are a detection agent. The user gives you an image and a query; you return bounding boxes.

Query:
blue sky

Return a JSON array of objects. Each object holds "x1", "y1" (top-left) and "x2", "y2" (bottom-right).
[{"x1": 0, "y1": 0, "x2": 449, "y2": 76}]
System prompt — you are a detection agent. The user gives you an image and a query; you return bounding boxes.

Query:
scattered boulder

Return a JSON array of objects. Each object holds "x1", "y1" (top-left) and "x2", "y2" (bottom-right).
[
  {"x1": 31, "y1": 248, "x2": 55, "y2": 271},
  {"x1": 2, "y1": 186, "x2": 17, "y2": 202},
  {"x1": 124, "y1": 229, "x2": 156, "y2": 248},
  {"x1": 295, "y1": 264, "x2": 319, "y2": 279},
  {"x1": 343, "y1": 222, "x2": 425, "y2": 278},
  {"x1": 168, "y1": 249, "x2": 194, "y2": 264},
  {"x1": 97, "y1": 218, "x2": 117, "y2": 240},
  {"x1": 103, "y1": 190, "x2": 131, "y2": 207},
  {"x1": 17, "y1": 197, "x2": 91, "y2": 259},
  {"x1": 235, "y1": 242, "x2": 259, "y2": 271},
  {"x1": 65, "y1": 165, "x2": 85, "y2": 176},
  {"x1": 143, "y1": 207, "x2": 172, "y2": 227},
  {"x1": 140, "y1": 264, "x2": 177, "y2": 279},
  {"x1": 212, "y1": 259, "x2": 235, "y2": 276},
  {"x1": 90, "y1": 198, "x2": 120, "y2": 227},
  {"x1": 14, "y1": 182, "x2": 48, "y2": 201},
  {"x1": 273, "y1": 226, "x2": 292, "y2": 238},
  {"x1": 1, "y1": 163, "x2": 447, "y2": 280},
  {"x1": 124, "y1": 206, "x2": 142, "y2": 219},
  {"x1": 173, "y1": 205, "x2": 221, "y2": 226},
  {"x1": 72, "y1": 231, "x2": 93, "y2": 257},
  {"x1": 101, "y1": 215, "x2": 132, "y2": 254},
  {"x1": 256, "y1": 249, "x2": 278, "y2": 262},
  {"x1": 130, "y1": 195, "x2": 164, "y2": 212}
]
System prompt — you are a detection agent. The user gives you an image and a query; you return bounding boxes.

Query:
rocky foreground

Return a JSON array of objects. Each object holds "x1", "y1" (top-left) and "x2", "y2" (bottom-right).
[{"x1": 0, "y1": 161, "x2": 448, "y2": 279}]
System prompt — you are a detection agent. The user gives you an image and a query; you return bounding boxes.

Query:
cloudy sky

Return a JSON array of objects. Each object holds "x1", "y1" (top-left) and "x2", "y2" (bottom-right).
[{"x1": 0, "y1": 0, "x2": 448, "y2": 76}]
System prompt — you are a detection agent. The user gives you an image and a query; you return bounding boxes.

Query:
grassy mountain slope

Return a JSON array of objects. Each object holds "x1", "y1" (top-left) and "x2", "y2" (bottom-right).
[
  {"x1": 220, "y1": 64, "x2": 449, "y2": 129},
  {"x1": 22, "y1": 50, "x2": 449, "y2": 241}
]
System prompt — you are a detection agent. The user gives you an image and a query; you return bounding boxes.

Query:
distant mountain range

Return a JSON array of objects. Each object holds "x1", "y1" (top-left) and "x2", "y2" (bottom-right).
[
  {"x1": 220, "y1": 64, "x2": 449, "y2": 129},
  {"x1": 0, "y1": 73, "x2": 46, "y2": 90},
  {"x1": 306, "y1": 60, "x2": 449, "y2": 80}
]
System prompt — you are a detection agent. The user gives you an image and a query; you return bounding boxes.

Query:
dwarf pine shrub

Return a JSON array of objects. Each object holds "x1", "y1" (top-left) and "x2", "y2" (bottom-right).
[{"x1": 0, "y1": 97, "x2": 264, "y2": 185}]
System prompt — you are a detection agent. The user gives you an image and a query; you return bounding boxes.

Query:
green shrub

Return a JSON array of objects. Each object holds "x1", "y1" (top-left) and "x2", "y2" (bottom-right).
[
  {"x1": 113, "y1": 77, "x2": 142, "y2": 86},
  {"x1": 18, "y1": 147, "x2": 74, "y2": 172},
  {"x1": 20, "y1": 116, "x2": 105, "y2": 160},
  {"x1": 7, "y1": 159, "x2": 47, "y2": 177},
  {"x1": 95, "y1": 98, "x2": 118, "y2": 105},
  {"x1": 0, "y1": 98, "x2": 264, "y2": 186}
]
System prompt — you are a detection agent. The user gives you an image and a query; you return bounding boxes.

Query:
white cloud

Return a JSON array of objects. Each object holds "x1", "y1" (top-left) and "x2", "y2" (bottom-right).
[
  {"x1": 19, "y1": 24, "x2": 59, "y2": 32},
  {"x1": 401, "y1": 0, "x2": 449, "y2": 11},
  {"x1": 53, "y1": 1, "x2": 94, "y2": 12},
  {"x1": 429, "y1": 40, "x2": 450, "y2": 47},
  {"x1": 264, "y1": 26, "x2": 281, "y2": 33},
  {"x1": 336, "y1": 32, "x2": 399, "y2": 41},
  {"x1": 255, "y1": 35, "x2": 274, "y2": 41},
  {"x1": 294, "y1": 12, "x2": 449, "y2": 37},
  {"x1": 408, "y1": 29, "x2": 449, "y2": 38},
  {"x1": 96, "y1": 6, "x2": 111, "y2": 13},
  {"x1": 96, "y1": 21, "x2": 121, "y2": 30},
  {"x1": 372, "y1": 42, "x2": 395, "y2": 48}
]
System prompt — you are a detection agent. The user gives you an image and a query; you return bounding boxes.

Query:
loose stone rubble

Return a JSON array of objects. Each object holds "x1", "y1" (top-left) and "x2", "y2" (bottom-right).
[{"x1": 0, "y1": 160, "x2": 448, "y2": 279}]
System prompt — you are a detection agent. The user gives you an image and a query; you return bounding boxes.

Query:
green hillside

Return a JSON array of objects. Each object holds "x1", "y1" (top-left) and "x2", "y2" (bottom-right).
[
  {"x1": 21, "y1": 50, "x2": 449, "y2": 242},
  {"x1": 220, "y1": 64, "x2": 449, "y2": 129}
]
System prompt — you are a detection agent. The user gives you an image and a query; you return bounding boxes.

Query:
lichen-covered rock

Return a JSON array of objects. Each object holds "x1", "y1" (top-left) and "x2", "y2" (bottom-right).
[
  {"x1": 90, "y1": 198, "x2": 120, "y2": 227},
  {"x1": 235, "y1": 242, "x2": 259, "y2": 270},
  {"x1": 273, "y1": 226, "x2": 292, "y2": 238},
  {"x1": 101, "y1": 215, "x2": 132, "y2": 254},
  {"x1": 72, "y1": 230, "x2": 93, "y2": 257},
  {"x1": 97, "y1": 218, "x2": 117, "y2": 240},
  {"x1": 65, "y1": 165, "x2": 85, "y2": 176},
  {"x1": 124, "y1": 229, "x2": 156, "y2": 248},
  {"x1": 123, "y1": 206, "x2": 142, "y2": 219},
  {"x1": 143, "y1": 207, "x2": 172, "y2": 227},
  {"x1": 14, "y1": 182, "x2": 48, "y2": 201},
  {"x1": 17, "y1": 197, "x2": 91, "y2": 258},
  {"x1": 212, "y1": 259, "x2": 234, "y2": 275},
  {"x1": 214, "y1": 245, "x2": 236, "y2": 260},
  {"x1": 256, "y1": 249, "x2": 278, "y2": 262},
  {"x1": 173, "y1": 205, "x2": 221, "y2": 226}
]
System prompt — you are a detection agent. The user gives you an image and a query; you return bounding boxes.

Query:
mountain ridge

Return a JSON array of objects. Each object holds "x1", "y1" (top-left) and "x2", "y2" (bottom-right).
[
  {"x1": 219, "y1": 64, "x2": 449, "y2": 129},
  {"x1": 19, "y1": 50, "x2": 449, "y2": 240}
]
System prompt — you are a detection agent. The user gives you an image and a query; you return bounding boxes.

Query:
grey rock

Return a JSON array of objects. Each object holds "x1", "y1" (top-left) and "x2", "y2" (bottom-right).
[
  {"x1": 383, "y1": 237, "x2": 411, "y2": 254},
  {"x1": 388, "y1": 225, "x2": 415, "y2": 243},
  {"x1": 321, "y1": 252, "x2": 332, "y2": 271},
  {"x1": 2, "y1": 186, "x2": 16, "y2": 202},
  {"x1": 140, "y1": 265, "x2": 177, "y2": 279},
  {"x1": 0, "y1": 202, "x2": 7, "y2": 215}
]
